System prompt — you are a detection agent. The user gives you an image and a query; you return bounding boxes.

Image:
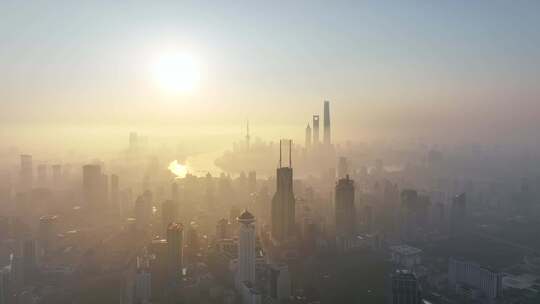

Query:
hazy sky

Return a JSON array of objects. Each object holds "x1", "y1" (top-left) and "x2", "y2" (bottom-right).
[{"x1": 1, "y1": 1, "x2": 539, "y2": 147}]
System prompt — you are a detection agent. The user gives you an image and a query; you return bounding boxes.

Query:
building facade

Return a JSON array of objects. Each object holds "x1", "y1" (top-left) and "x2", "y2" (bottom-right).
[
  {"x1": 335, "y1": 175, "x2": 356, "y2": 238},
  {"x1": 323, "y1": 100, "x2": 331, "y2": 146},
  {"x1": 271, "y1": 141, "x2": 295, "y2": 243},
  {"x1": 448, "y1": 257, "x2": 503, "y2": 301},
  {"x1": 237, "y1": 210, "x2": 256, "y2": 285},
  {"x1": 389, "y1": 270, "x2": 422, "y2": 304},
  {"x1": 166, "y1": 223, "x2": 184, "y2": 281}
]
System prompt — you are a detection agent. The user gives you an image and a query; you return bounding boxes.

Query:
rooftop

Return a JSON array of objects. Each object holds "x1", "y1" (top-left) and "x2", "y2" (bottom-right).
[
  {"x1": 167, "y1": 222, "x2": 184, "y2": 231},
  {"x1": 390, "y1": 244, "x2": 422, "y2": 256},
  {"x1": 238, "y1": 209, "x2": 255, "y2": 221}
]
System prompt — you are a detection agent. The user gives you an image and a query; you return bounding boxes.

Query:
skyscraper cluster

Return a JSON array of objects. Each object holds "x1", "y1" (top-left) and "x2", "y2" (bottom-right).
[
  {"x1": 2, "y1": 97, "x2": 530, "y2": 304},
  {"x1": 305, "y1": 100, "x2": 332, "y2": 151}
]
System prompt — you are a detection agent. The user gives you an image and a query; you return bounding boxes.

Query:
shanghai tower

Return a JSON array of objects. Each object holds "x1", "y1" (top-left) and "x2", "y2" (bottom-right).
[{"x1": 323, "y1": 100, "x2": 331, "y2": 146}]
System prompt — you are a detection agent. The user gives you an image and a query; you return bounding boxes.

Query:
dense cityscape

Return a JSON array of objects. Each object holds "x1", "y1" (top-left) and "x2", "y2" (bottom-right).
[
  {"x1": 2, "y1": 1, "x2": 540, "y2": 304},
  {"x1": 1, "y1": 100, "x2": 540, "y2": 304}
]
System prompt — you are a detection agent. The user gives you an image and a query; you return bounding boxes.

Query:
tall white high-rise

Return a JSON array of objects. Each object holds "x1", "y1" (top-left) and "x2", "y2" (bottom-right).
[{"x1": 237, "y1": 210, "x2": 256, "y2": 284}]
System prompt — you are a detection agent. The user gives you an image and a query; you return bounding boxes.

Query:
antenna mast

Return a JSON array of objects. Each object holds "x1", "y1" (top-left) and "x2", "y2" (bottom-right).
[
  {"x1": 289, "y1": 139, "x2": 292, "y2": 168},
  {"x1": 279, "y1": 140, "x2": 282, "y2": 168}
]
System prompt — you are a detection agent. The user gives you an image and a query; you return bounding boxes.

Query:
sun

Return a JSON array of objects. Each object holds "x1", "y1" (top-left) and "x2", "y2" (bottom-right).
[
  {"x1": 151, "y1": 52, "x2": 200, "y2": 93},
  {"x1": 168, "y1": 160, "x2": 189, "y2": 178}
]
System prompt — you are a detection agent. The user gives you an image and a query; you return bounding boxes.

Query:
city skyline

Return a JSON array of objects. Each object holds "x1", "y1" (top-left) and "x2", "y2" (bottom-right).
[
  {"x1": 1, "y1": 2, "x2": 540, "y2": 304},
  {"x1": 1, "y1": 1, "x2": 540, "y2": 149}
]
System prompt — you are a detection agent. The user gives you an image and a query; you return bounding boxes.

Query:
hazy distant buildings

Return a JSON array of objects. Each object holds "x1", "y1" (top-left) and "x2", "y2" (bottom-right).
[
  {"x1": 166, "y1": 223, "x2": 183, "y2": 281},
  {"x1": 389, "y1": 245, "x2": 422, "y2": 271},
  {"x1": 0, "y1": 173, "x2": 12, "y2": 207},
  {"x1": 171, "y1": 182, "x2": 179, "y2": 203},
  {"x1": 111, "y1": 174, "x2": 119, "y2": 211},
  {"x1": 39, "y1": 215, "x2": 58, "y2": 257},
  {"x1": 185, "y1": 221, "x2": 199, "y2": 263},
  {"x1": 305, "y1": 124, "x2": 312, "y2": 150},
  {"x1": 205, "y1": 172, "x2": 215, "y2": 209},
  {"x1": 450, "y1": 193, "x2": 467, "y2": 236},
  {"x1": 312, "y1": 116, "x2": 320, "y2": 147},
  {"x1": 129, "y1": 132, "x2": 138, "y2": 153},
  {"x1": 161, "y1": 200, "x2": 178, "y2": 232},
  {"x1": 135, "y1": 195, "x2": 151, "y2": 230},
  {"x1": 82, "y1": 164, "x2": 106, "y2": 208},
  {"x1": 323, "y1": 100, "x2": 331, "y2": 146},
  {"x1": 335, "y1": 175, "x2": 356, "y2": 244},
  {"x1": 134, "y1": 269, "x2": 152, "y2": 304},
  {"x1": 389, "y1": 270, "x2": 422, "y2": 304},
  {"x1": 363, "y1": 205, "x2": 373, "y2": 233},
  {"x1": 216, "y1": 218, "x2": 229, "y2": 240},
  {"x1": 266, "y1": 263, "x2": 291, "y2": 302},
  {"x1": 22, "y1": 239, "x2": 38, "y2": 285},
  {"x1": 148, "y1": 239, "x2": 168, "y2": 301},
  {"x1": 375, "y1": 159, "x2": 384, "y2": 176},
  {"x1": 400, "y1": 190, "x2": 417, "y2": 241},
  {"x1": 62, "y1": 164, "x2": 72, "y2": 181},
  {"x1": 271, "y1": 140, "x2": 295, "y2": 243},
  {"x1": 245, "y1": 120, "x2": 251, "y2": 152},
  {"x1": 337, "y1": 157, "x2": 348, "y2": 179},
  {"x1": 52, "y1": 164, "x2": 61, "y2": 186},
  {"x1": 101, "y1": 174, "x2": 109, "y2": 205},
  {"x1": 0, "y1": 267, "x2": 10, "y2": 304},
  {"x1": 302, "y1": 101, "x2": 335, "y2": 176},
  {"x1": 10, "y1": 253, "x2": 23, "y2": 294},
  {"x1": 239, "y1": 281, "x2": 261, "y2": 304},
  {"x1": 248, "y1": 171, "x2": 256, "y2": 195},
  {"x1": 20, "y1": 154, "x2": 33, "y2": 192},
  {"x1": 37, "y1": 164, "x2": 47, "y2": 186},
  {"x1": 448, "y1": 257, "x2": 503, "y2": 302},
  {"x1": 399, "y1": 190, "x2": 431, "y2": 241},
  {"x1": 0, "y1": 218, "x2": 7, "y2": 242},
  {"x1": 230, "y1": 205, "x2": 241, "y2": 224}
]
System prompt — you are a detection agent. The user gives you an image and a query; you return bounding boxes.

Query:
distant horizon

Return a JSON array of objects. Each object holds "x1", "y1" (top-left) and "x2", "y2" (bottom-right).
[
  {"x1": 2, "y1": 1, "x2": 539, "y2": 149},
  {"x1": 1, "y1": 3, "x2": 540, "y2": 303}
]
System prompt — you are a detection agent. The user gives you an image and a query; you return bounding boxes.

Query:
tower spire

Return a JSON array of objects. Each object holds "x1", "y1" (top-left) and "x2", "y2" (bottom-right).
[
  {"x1": 289, "y1": 139, "x2": 292, "y2": 168},
  {"x1": 279, "y1": 140, "x2": 282, "y2": 168}
]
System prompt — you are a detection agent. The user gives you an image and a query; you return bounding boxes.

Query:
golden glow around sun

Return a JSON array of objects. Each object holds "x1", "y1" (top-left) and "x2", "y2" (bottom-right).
[
  {"x1": 151, "y1": 52, "x2": 200, "y2": 93},
  {"x1": 168, "y1": 160, "x2": 189, "y2": 178}
]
